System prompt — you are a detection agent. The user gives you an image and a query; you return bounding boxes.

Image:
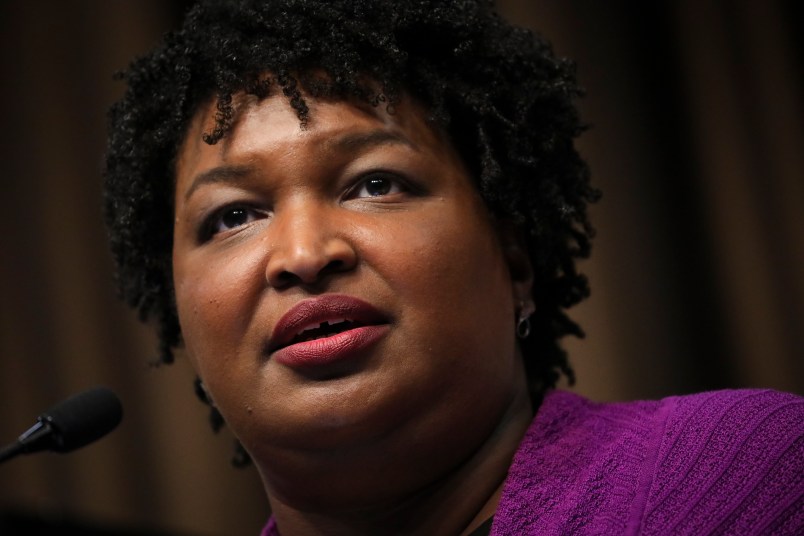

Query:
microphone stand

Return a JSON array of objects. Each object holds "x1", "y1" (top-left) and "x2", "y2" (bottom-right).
[{"x1": 0, "y1": 421, "x2": 53, "y2": 464}]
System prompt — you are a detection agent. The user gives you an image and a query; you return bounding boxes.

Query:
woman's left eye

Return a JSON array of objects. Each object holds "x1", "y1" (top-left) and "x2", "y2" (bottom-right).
[
  {"x1": 349, "y1": 175, "x2": 405, "y2": 199},
  {"x1": 198, "y1": 205, "x2": 264, "y2": 242}
]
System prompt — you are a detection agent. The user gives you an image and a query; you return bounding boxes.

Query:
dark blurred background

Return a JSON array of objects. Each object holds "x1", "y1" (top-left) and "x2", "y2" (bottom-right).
[{"x1": 1, "y1": 1, "x2": 802, "y2": 535}]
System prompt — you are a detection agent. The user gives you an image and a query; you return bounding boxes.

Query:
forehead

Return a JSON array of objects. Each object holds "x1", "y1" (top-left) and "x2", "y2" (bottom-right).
[{"x1": 175, "y1": 93, "x2": 446, "y2": 179}]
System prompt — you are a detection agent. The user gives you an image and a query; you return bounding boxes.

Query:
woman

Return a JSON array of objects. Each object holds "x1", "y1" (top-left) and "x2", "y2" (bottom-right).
[{"x1": 104, "y1": 1, "x2": 803, "y2": 534}]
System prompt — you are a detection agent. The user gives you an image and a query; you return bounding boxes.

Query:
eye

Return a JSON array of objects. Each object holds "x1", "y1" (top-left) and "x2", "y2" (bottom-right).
[
  {"x1": 200, "y1": 205, "x2": 263, "y2": 241},
  {"x1": 349, "y1": 174, "x2": 405, "y2": 199}
]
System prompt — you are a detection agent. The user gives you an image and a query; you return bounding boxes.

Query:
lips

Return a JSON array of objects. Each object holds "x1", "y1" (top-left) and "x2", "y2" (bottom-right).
[{"x1": 267, "y1": 295, "x2": 390, "y2": 368}]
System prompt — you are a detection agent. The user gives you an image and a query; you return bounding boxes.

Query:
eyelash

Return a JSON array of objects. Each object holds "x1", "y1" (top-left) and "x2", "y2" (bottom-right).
[
  {"x1": 199, "y1": 204, "x2": 265, "y2": 242},
  {"x1": 344, "y1": 172, "x2": 409, "y2": 200},
  {"x1": 197, "y1": 172, "x2": 414, "y2": 242}
]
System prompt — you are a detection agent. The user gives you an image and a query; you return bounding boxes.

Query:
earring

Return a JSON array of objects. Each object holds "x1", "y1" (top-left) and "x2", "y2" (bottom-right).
[
  {"x1": 194, "y1": 377, "x2": 215, "y2": 406},
  {"x1": 516, "y1": 301, "x2": 534, "y2": 339}
]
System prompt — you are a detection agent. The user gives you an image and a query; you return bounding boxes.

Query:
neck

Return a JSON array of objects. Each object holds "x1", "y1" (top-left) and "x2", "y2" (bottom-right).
[{"x1": 263, "y1": 387, "x2": 534, "y2": 535}]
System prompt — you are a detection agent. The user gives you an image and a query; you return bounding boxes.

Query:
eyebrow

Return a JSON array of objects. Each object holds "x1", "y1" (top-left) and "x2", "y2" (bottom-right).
[
  {"x1": 183, "y1": 164, "x2": 255, "y2": 201},
  {"x1": 324, "y1": 129, "x2": 418, "y2": 154},
  {"x1": 182, "y1": 129, "x2": 418, "y2": 201}
]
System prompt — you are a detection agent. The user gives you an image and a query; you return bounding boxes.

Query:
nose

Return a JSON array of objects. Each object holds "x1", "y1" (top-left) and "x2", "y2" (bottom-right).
[{"x1": 264, "y1": 203, "x2": 357, "y2": 289}]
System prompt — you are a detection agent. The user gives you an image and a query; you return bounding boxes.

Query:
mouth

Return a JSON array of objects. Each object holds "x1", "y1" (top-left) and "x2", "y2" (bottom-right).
[
  {"x1": 280, "y1": 319, "x2": 363, "y2": 348},
  {"x1": 267, "y1": 295, "x2": 389, "y2": 367}
]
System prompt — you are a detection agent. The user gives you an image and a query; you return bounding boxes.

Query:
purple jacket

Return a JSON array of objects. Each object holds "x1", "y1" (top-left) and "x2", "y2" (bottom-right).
[{"x1": 262, "y1": 389, "x2": 804, "y2": 535}]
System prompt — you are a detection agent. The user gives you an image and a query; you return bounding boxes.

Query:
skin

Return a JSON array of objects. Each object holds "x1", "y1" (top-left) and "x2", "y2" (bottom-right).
[{"x1": 172, "y1": 91, "x2": 535, "y2": 535}]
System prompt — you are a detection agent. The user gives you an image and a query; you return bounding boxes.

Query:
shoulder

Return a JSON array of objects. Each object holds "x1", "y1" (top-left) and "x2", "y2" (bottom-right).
[
  {"x1": 643, "y1": 389, "x2": 803, "y2": 535},
  {"x1": 493, "y1": 389, "x2": 804, "y2": 535}
]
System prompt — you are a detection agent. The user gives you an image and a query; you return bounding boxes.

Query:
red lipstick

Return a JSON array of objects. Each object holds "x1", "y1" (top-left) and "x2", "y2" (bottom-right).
[{"x1": 268, "y1": 295, "x2": 389, "y2": 368}]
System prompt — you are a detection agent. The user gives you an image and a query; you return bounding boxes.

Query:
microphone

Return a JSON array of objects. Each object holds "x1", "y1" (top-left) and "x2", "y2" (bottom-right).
[{"x1": 0, "y1": 387, "x2": 123, "y2": 464}]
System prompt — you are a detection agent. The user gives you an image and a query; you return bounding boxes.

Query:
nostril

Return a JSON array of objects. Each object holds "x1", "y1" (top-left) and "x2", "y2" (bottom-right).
[
  {"x1": 265, "y1": 237, "x2": 357, "y2": 288},
  {"x1": 274, "y1": 270, "x2": 302, "y2": 288},
  {"x1": 271, "y1": 261, "x2": 344, "y2": 289},
  {"x1": 322, "y1": 259, "x2": 345, "y2": 274}
]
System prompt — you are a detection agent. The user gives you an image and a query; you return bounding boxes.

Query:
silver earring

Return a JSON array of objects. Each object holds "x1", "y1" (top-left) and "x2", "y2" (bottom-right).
[
  {"x1": 516, "y1": 301, "x2": 533, "y2": 339},
  {"x1": 516, "y1": 314, "x2": 531, "y2": 339},
  {"x1": 194, "y1": 377, "x2": 215, "y2": 407}
]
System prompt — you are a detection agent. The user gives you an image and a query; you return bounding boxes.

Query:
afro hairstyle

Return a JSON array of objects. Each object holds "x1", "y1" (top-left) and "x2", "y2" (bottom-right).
[{"x1": 104, "y1": 0, "x2": 599, "y2": 461}]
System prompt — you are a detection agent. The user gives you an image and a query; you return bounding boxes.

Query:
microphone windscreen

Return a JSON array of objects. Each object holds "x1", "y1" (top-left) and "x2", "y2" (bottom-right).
[{"x1": 39, "y1": 387, "x2": 123, "y2": 453}]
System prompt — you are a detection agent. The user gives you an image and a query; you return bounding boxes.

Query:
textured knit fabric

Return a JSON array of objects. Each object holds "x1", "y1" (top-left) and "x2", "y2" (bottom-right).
[
  {"x1": 493, "y1": 389, "x2": 803, "y2": 535},
  {"x1": 261, "y1": 389, "x2": 804, "y2": 535}
]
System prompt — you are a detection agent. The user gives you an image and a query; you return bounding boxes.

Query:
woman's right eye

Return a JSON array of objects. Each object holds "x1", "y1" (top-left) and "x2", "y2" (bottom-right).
[{"x1": 200, "y1": 206, "x2": 263, "y2": 241}]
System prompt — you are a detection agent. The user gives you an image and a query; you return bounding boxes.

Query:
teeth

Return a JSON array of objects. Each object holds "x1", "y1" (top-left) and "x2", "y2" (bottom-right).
[{"x1": 297, "y1": 318, "x2": 349, "y2": 336}]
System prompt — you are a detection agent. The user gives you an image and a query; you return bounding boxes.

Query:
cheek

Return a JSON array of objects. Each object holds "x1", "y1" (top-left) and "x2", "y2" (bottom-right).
[
  {"x1": 173, "y1": 247, "x2": 266, "y2": 379},
  {"x1": 365, "y1": 201, "x2": 516, "y2": 371},
  {"x1": 379, "y1": 203, "x2": 511, "y2": 309},
  {"x1": 354, "y1": 203, "x2": 520, "y2": 453}
]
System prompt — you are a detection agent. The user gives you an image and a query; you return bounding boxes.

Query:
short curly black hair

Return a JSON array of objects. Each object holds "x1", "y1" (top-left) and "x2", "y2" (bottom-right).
[{"x1": 104, "y1": 0, "x2": 598, "y2": 446}]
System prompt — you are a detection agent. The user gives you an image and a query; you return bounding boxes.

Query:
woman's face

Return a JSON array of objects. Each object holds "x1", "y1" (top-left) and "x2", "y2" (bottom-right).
[{"x1": 172, "y1": 92, "x2": 532, "y2": 504}]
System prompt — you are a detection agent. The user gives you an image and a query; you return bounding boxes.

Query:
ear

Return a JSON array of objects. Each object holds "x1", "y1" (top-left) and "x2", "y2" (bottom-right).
[{"x1": 496, "y1": 220, "x2": 535, "y2": 313}]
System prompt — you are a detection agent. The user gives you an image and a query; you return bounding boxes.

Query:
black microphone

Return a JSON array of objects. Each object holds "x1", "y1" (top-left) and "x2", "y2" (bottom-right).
[{"x1": 0, "y1": 387, "x2": 123, "y2": 464}]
